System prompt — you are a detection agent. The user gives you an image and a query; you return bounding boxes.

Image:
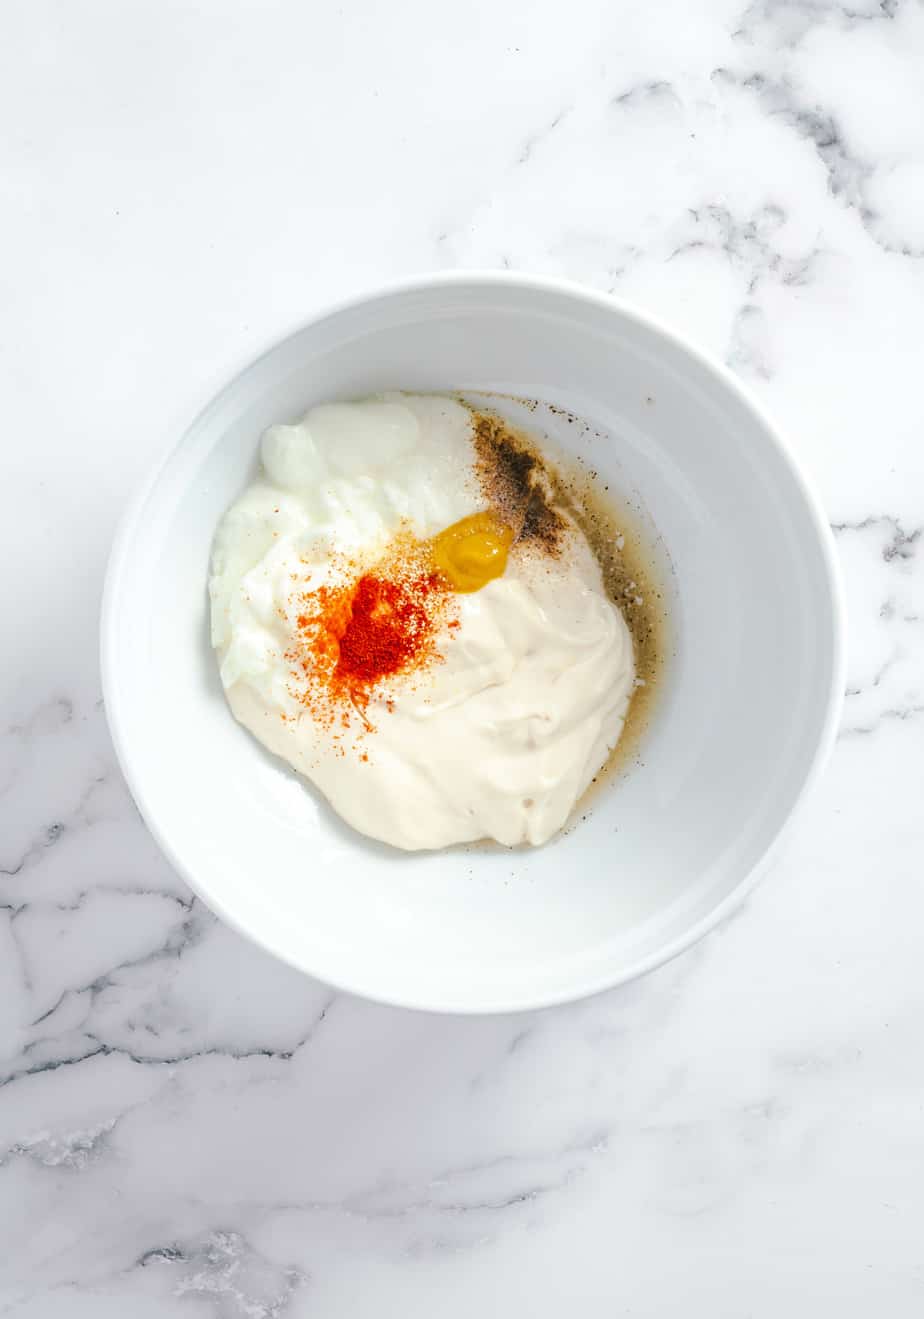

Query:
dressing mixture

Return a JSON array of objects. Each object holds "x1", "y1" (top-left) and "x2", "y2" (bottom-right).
[{"x1": 209, "y1": 393, "x2": 637, "y2": 850}]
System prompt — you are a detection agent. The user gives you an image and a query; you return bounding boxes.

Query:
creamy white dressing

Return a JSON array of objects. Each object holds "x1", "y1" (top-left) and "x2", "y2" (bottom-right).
[{"x1": 209, "y1": 393, "x2": 635, "y2": 850}]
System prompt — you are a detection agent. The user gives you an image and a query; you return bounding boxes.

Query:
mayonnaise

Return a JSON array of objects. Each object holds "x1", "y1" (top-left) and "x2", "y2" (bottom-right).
[{"x1": 209, "y1": 394, "x2": 635, "y2": 850}]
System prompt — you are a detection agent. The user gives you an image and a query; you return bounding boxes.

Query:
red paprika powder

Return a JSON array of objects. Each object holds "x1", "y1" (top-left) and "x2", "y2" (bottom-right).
[
  {"x1": 335, "y1": 570, "x2": 443, "y2": 685},
  {"x1": 287, "y1": 548, "x2": 454, "y2": 735}
]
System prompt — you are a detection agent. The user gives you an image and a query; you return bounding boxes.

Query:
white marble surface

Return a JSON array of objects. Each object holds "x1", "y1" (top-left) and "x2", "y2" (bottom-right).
[{"x1": 3, "y1": 0, "x2": 924, "y2": 1313}]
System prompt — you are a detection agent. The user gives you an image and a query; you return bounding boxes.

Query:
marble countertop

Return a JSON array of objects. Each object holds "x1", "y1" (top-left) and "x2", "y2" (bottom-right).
[{"x1": 3, "y1": 1, "x2": 924, "y2": 1314}]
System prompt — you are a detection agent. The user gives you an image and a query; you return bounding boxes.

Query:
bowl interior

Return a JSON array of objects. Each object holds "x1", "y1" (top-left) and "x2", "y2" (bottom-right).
[{"x1": 104, "y1": 278, "x2": 841, "y2": 1011}]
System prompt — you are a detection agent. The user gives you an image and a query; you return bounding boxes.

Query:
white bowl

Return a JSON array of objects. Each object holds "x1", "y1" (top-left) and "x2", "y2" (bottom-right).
[{"x1": 101, "y1": 273, "x2": 845, "y2": 1013}]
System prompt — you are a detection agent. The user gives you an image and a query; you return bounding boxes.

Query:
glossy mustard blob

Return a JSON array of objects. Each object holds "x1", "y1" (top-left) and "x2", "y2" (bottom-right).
[{"x1": 432, "y1": 511, "x2": 515, "y2": 593}]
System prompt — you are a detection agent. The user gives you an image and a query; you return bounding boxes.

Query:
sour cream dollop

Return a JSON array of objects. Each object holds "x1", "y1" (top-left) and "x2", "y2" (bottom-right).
[{"x1": 209, "y1": 393, "x2": 635, "y2": 850}]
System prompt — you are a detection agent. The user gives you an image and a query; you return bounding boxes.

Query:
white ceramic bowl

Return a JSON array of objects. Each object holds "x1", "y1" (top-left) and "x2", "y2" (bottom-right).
[{"x1": 102, "y1": 273, "x2": 845, "y2": 1013}]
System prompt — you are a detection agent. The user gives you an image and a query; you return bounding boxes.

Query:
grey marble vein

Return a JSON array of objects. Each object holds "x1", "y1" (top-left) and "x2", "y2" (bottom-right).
[
  {"x1": 134, "y1": 1232, "x2": 307, "y2": 1319},
  {"x1": 734, "y1": 0, "x2": 902, "y2": 49},
  {"x1": 713, "y1": 66, "x2": 924, "y2": 258},
  {"x1": 832, "y1": 514, "x2": 922, "y2": 560}
]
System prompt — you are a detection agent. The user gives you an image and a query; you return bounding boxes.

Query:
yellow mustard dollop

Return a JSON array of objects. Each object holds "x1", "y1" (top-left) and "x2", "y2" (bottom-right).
[{"x1": 432, "y1": 511, "x2": 515, "y2": 593}]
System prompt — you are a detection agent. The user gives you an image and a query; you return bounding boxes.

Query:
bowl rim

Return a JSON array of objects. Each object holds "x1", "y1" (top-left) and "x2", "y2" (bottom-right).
[{"x1": 100, "y1": 269, "x2": 847, "y2": 1014}]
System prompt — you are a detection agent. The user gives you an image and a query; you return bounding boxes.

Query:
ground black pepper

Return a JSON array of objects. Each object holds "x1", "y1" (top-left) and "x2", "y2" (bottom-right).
[{"x1": 471, "y1": 411, "x2": 565, "y2": 553}]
